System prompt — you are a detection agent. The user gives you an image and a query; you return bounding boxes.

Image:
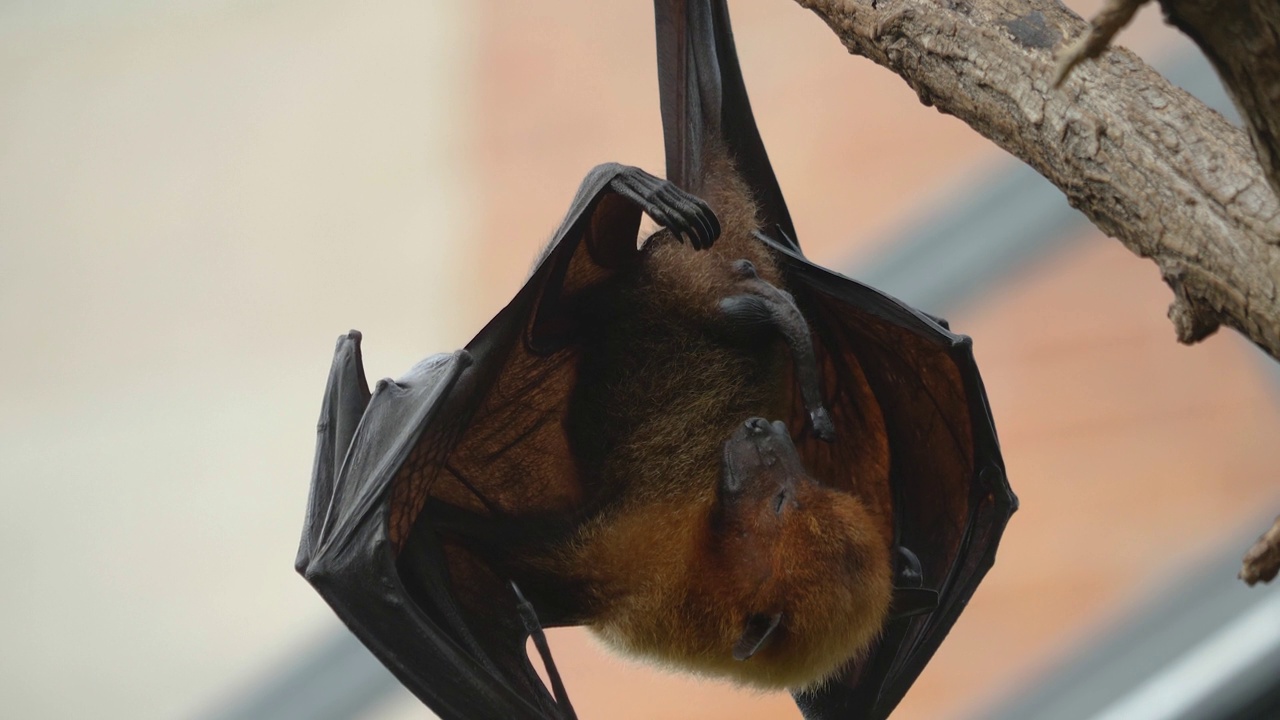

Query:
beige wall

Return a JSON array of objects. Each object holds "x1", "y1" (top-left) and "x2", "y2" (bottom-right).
[{"x1": 0, "y1": 2, "x2": 472, "y2": 717}]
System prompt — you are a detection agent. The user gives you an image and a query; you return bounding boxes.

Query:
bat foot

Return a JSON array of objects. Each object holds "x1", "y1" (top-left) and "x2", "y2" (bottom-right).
[{"x1": 607, "y1": 164, "x2": 721, "y2": 249}]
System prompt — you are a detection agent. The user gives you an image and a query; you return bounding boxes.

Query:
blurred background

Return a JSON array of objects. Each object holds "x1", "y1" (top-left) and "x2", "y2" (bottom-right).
[{"x1": 2, "y1": 1, "x2": 1278, "y2": 719}]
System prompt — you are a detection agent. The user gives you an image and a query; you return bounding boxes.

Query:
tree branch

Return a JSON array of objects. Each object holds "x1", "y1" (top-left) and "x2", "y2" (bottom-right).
[
  {"x1": 792, "y1": 0, "x2": 1280, "y2": 360},
  {"x1": 1241, "y1": 515, "x2": 1280, "y2": 585},
  {"x1": 1057, "y1": 0, "x2": 1280, "y2": 204},
  {"x1": 1054, "y1": 0, "x2": 1144, "y2": 87},
  {"x1": 1056, "y1": 0, "x2": 1280, "y2": 588},
  {"x1": 1162, "y1": 0, "x2": 1280, "y2": 202}
]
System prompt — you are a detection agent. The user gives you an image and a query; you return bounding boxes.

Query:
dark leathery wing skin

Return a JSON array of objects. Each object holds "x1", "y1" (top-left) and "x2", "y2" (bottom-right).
[{"x1": 295, "y1": 1, "x2": 1015, "y2": 719}]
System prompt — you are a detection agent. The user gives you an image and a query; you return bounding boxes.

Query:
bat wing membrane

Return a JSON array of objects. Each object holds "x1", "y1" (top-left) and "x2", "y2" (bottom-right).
[
  {"x1": 297, "y1": 167, "x2": 646, "y2": 720},
  {"x1": 656, "y1": 0, "x2": 798, "y2": 251},
  {"x1": 765, "y1": 240, "x2": 1015, "y2": 719}
]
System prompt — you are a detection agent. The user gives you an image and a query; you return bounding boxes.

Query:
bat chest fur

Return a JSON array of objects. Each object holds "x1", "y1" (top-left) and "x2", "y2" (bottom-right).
[
  {"x1": 567, "y1": 227, "x2": 790, "y2": 508},
  {"x1": 539, "y1": 163, "x2": 893, "y2": 691}
]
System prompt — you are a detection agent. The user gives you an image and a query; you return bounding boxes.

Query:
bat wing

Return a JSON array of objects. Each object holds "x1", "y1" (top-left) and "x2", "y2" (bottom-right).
[
  {"x1": 298, "y1": 0, "x2": 1013, "y2": 717},
  {"x1": 772, "y1": 239, "x2": 1016, "y2": 720},
  {"x1": 656, "y1": 0, "x2": 797, "y2": 252},
  {"x1": 655, "y1": 1, "x2": 1017, "y2": 716},
  {"x1": 296, "y1": 165, "x2": 650, "y2": 720}
]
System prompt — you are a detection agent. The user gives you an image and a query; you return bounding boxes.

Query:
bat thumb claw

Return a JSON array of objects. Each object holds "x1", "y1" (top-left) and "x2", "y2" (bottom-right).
[{"x1": 810, "y1": 407, "x2": 835, "y2": 442}]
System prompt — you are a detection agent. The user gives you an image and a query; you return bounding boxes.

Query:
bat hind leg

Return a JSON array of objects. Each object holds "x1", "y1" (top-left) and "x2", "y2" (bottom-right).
[
  {"x1": 604, "y1": 164, "x2": 722, "y2": 250},
  {"x1": 717, "y1": 259, "x2": 834, "y2": 441}
]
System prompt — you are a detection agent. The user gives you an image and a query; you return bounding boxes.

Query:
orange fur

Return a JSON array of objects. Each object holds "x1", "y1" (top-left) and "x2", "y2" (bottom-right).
[{"x1": 529, "y1": 148, "x2": 892, "y2": 689}]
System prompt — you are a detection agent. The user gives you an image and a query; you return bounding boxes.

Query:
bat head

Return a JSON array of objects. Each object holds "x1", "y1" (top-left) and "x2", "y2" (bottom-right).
[
  {"x1": 719, "y1": 417, "x2": 809, "y2": 504},
  {"x1": 684, "y1": 417, "x2": 894, "y2": 689}
]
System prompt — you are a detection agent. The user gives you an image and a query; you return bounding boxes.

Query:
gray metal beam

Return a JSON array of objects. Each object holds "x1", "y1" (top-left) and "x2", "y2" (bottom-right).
[{"x1": 976, "y1": 525, "x2": 1280, "y2": 720}]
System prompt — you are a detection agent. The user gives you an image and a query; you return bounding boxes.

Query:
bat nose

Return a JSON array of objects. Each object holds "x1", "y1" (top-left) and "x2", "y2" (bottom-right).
[{"x1": 745, "y1": 417, "x2": 770, "y2": 435}]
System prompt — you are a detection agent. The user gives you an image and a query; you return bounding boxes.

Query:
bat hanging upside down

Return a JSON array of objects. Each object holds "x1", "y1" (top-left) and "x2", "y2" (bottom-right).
[
  {"x1": 514, "y1": 146, "x2": 893, "y2": 690},
  {"x1": 297, "y1": 1, "x2": 1014, "y2": 718}
]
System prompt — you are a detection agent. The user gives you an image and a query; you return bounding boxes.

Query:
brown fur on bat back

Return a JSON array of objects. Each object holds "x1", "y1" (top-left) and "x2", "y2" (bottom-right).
[{"x1": 532, "y1": 146, "x2": 893, "y2": 690}]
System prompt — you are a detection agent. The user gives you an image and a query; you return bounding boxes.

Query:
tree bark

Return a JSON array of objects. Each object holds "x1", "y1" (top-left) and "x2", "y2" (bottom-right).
[
  {"x1": 1058, "y1": 0, "x2": 1280, "y2": 202},
  {"x1": 1162, "y1": 0, "x2": 1280, "y2": 201},
  {"x1": 791, "y1": 0, "x2": 1280, "y2": 360},
  {"x1": 1240, "y1": 515, "x2": 1280, "y2": 585}
]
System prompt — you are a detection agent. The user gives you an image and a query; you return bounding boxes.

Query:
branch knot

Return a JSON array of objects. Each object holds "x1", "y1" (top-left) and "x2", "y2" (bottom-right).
[{"x1": 1164, "y1": 264, "x2": 1222, "y2": 344}]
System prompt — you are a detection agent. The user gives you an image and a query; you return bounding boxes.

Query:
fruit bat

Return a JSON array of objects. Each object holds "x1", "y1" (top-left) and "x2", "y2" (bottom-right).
[{"x1": 295, "y1": 0, "x2": 1016, "y2": 718}]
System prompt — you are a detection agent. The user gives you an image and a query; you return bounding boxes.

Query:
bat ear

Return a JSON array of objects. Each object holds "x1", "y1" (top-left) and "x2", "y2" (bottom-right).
[
  {"x1": 733, "y1": 612, "x2": 784, "y2": 661},
  {"x1": 889, "y1": 546, "x2": 938, "y2": 620}
]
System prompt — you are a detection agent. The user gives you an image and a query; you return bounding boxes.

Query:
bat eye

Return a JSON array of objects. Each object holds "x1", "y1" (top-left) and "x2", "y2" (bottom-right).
[
  {"x1": 745, "y1": 417, "x2": 770, "y2": 436},
  {"x1": 772, "y1": 489, "x2": 788, "y2": 515},
  {"x1": 731, "y1": 259, "x2": 757, "y2": 279}
]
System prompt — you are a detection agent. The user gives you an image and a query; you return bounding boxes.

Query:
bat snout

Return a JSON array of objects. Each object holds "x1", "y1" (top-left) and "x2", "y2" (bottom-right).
[
  {"x1": 735, "y1": 416, "x2": 790, "y2": 442},
  {"x1": 721, "y1": 418, "x2": 810, "y2": 500}
]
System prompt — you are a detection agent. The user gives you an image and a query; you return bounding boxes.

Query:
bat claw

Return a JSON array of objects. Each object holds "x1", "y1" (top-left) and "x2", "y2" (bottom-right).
[
  {"x1": 610, "y1": 165, "x2": 721, "y2": 250},
  {"x1": 809, "y1": 407, "x2": 835, "y2": 442},
  {"x1": 894, "y1": 546, "x2": 924, "y2": 587}
]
